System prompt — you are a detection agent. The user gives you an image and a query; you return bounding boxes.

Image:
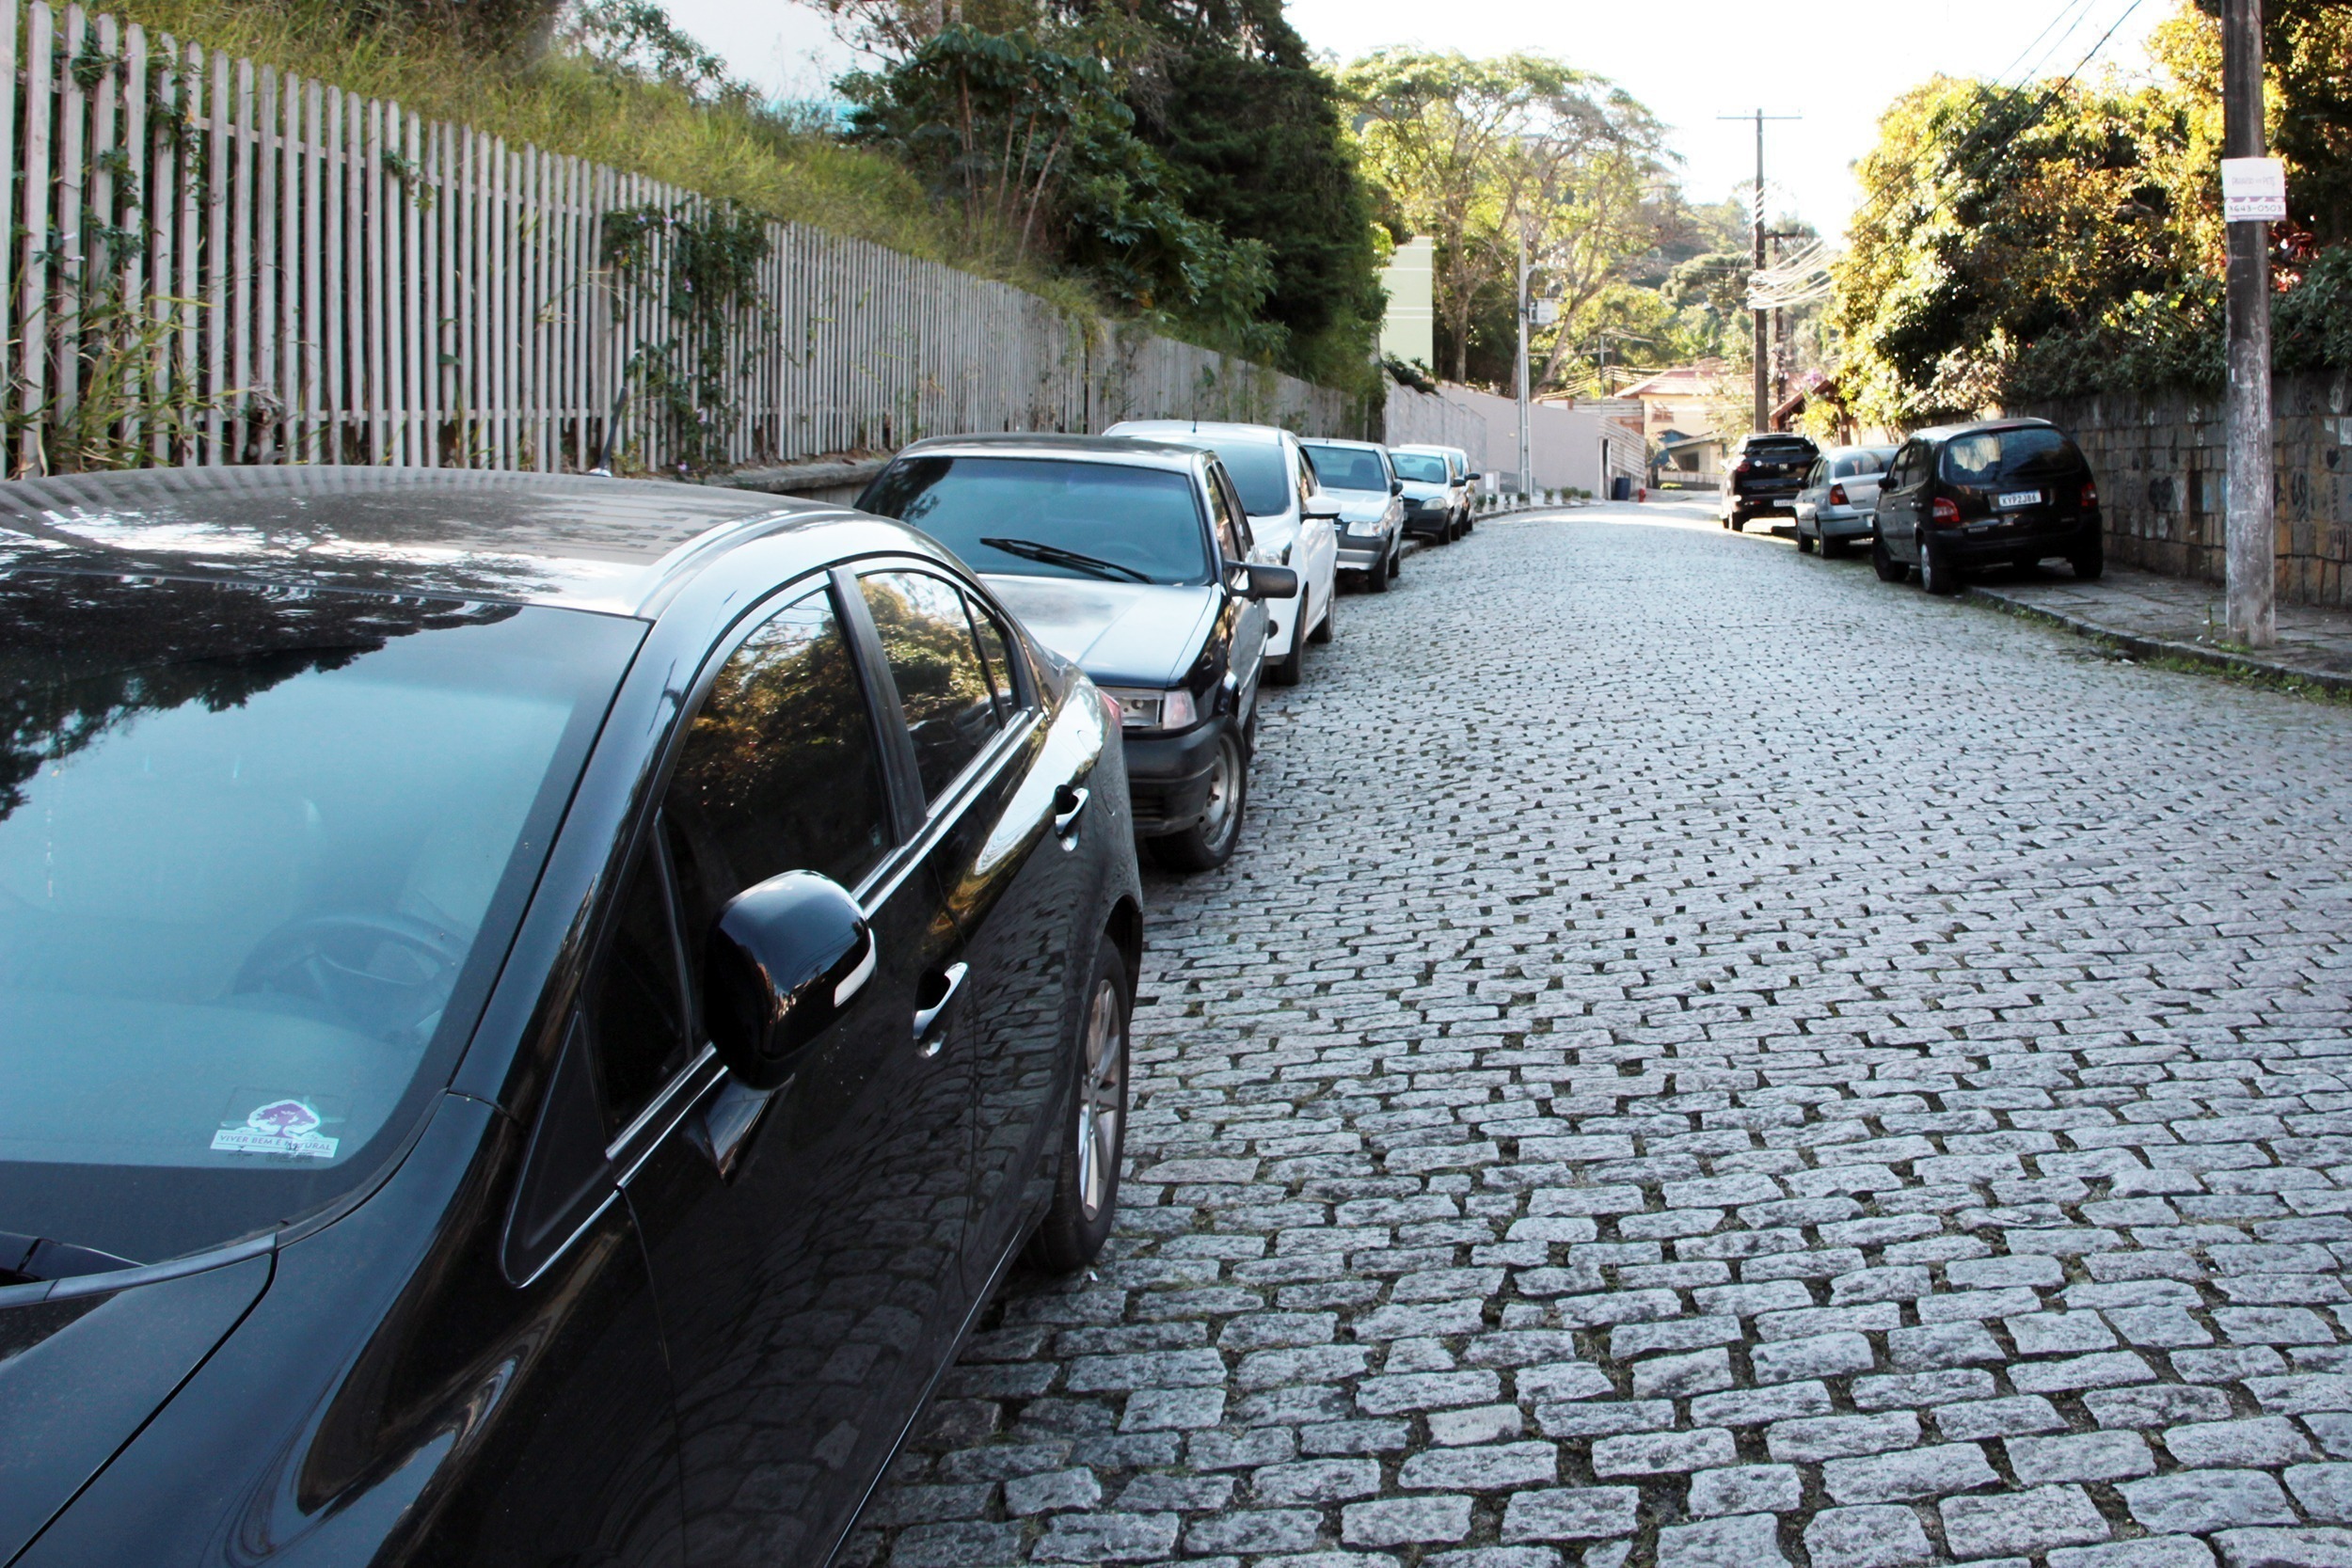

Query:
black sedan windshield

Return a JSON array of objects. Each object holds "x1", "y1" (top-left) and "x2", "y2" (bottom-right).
[
  {"x1": 0, "y1": 574, "x2": 638, "y2": 1263},
  {"x1": 864, "y1": 457, "x2": 1212, "y2": 584}
]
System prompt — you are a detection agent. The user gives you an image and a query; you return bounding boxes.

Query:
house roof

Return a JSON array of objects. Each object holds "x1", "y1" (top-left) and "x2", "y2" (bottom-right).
[{"x1": 1618, "y1": 365, "x2": 1725, "y2": 400}]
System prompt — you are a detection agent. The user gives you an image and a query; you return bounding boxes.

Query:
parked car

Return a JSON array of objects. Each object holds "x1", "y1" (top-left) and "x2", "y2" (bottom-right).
[
  {"x1": 1722, "y1": 431, "x2": 1821, "y2": 531},
  {"x1": 860, "y1": 435, "x2": 1296, "y2": 871},
  {"x1": 1104, "y1": 419, "x2": 1340, "y2": 687},
  {"x1": 0, "y1": 467, "x2": 1142, "y2": 1568},
  {"x1": 1870, "y1": 418, "x2": 2104, "y2": 594},
  {"x1": 1793, "y1": 444, "x2": 1898, "y2": 558},
  {"x1": 1389, "y1": 444, "x2": 1470, "y2": 544},
  {"x1": 1299, "y1": 437, "x2": 1407, "y2": 590}
]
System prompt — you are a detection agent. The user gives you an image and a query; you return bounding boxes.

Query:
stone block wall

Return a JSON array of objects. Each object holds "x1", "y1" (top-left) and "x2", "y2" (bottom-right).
[{"x1": 2017, "y1": 372, "x2": 2352, "y2": 608}]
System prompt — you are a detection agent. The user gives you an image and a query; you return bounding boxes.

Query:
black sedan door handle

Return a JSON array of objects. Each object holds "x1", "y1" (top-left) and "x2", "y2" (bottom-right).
[
  {"x1": 1053, "y1": 784, "x2": 1089, "y2": 842},
  {"x1": 914, "y1": 962, "x2": 969, "y2": 1055}
]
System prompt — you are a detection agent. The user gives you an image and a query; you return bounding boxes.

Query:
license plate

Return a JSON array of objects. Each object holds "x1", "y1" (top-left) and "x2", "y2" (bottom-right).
[{"x1": 1996, "y1": 489, "x2": 2042, "y2": 509}]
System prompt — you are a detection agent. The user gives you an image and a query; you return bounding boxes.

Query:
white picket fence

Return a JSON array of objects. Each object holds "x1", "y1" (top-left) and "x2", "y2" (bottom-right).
[{"x1": 0, "y1": 0, "x2": 1355, "y2": 481}]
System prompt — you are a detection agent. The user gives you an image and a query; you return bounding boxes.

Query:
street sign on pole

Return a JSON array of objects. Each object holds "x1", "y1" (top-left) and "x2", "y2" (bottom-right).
[{"x1": 2221, "y1": 156, "x2": 2288, "y2": 223}]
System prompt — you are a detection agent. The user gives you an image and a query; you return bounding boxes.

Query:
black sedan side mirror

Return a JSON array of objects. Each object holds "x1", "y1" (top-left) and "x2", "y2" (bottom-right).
[
  {"x1": 1227, "y1": 561, "x2": 1300, "y2": 600},
  {"x1": 704, "y1": 871, "x2": 874, "y2": 1089},
  {"x1": 1390, "y1": 479, "x2": 1404, "y2": 496}
]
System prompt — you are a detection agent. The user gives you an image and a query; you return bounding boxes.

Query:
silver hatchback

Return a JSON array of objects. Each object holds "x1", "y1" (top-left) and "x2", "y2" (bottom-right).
[{"x1": 1794, "y1": 445, "x2": 1898, "y2": 558}]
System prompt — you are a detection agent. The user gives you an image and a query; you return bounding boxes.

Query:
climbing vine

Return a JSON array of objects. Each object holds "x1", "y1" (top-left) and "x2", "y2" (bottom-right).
[{"x1": 599, "y1": 198, "x2": 771, "y2": 475}]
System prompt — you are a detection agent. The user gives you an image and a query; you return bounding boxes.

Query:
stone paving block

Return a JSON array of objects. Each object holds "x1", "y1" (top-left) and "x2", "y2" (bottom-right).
[
  {"x1": 2122, "y1": 1470, "x2": 2298, "y2": 1533},
  {"x1": 1591, "y1": 1427, "x2": 1739, "y2": 1476},
  {"x1": 1690, "y1": 1382, "x2": 1834, "y2": 1427},
  {"x1": 1122, "y1": 1387, "x2": 1226, "y2": 1431},
  {"x1": 1031, "y1": 1512, "x2": 1181, "y2": 1562},
  {"x1": 2165, "y1": 1418, "x2": 2320, "y2": 1468},
  {"x1": 2085, "y1": 1385, "x2": 2236, "y2": 1428},
  {"x1": 2214, "y1": 1527, "x2": 2352, "y2": 1567},
  {"x1": 1688, "y1": 1465, "x2": 1802, "y2": 1517},
  {"x1": 1633, "y1": 1347, "x2": 1735, "y2": 1399},
  {"x1": 1429, "y1": 1404, "x2": 1525, "y2": 1447},
  {"x1": 1822, "y1": 1442, "x2": 1999, "y2": 1503},
  {"x1": 1768, "y1": 1411, "x2": 1921, "y2": 1464},
  {"x1": 1342, "y1": 1497, "x2": 1473, "y2": 1547},
  {"x1": 1940, "y1": 1484, "x2": 2111, "y2": 1558},
  {"x1": 1497, "y1": 1487, "x2": 1640, "y2": 1543},
  {"x1": 1656, "y1": 1512, "x2": 1788, "y2": 1568},
  {"x1": 1184, "y1": 1509, "x2": 1324, "y2": 1555},
  {"x1": 2046, "y1": 1539, "x2": 2217, "y2": 1568},
  {"x1": 1005, "y1": 1468, "x2": 1103, "y2": 1515},
  {"x1": 1397, "y1": 1442, "x2": 1558, "y2": 1491},
  {"x1": 2289, "y1": 1463, "x2": 2352, "y2": 1522},
  {"x1": 1254, "y1": 1460, "x2": 1385, "y2": 1505},
  {"x1": 1752, "y1": 1331, "x2": 1875, "y2": 1385},
  {"x1": 1804, "y1": 1504, "x2": 1935, "y2": 1568},
  {"x1": 889, "y1": 1520, "x2": 1028, "y2": 1568},
  {"x1": 2008, "y1": 1430, "x2": 2157, "y2": 1483}
]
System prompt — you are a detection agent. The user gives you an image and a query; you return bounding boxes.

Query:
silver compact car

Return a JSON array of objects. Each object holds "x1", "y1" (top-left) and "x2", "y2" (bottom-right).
[
  {"x1": 1794, "y1": 444, "x2": 1898, "y2": 558},
  {"x1": 1299, "y1": 438, "x2": 1406, "y2": 592},
  {"x1": 1388, "y1": 445, "x2": 1470, "y2": 545}
]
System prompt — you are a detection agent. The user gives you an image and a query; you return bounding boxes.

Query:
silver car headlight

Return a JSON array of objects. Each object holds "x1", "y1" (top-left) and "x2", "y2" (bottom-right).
[
  {"x1": 1103, "y1": 687, "x2": 1200, "y2": 732},
  {"x1": 1348, "y1": 517, "x2": 1386, "y2": 535}
]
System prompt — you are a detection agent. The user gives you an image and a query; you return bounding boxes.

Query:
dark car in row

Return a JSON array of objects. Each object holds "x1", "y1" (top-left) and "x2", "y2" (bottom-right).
[
  {"x1": 1722, "y1": 430, "x2": 1820, "y2": 531},
  {"x1": 0, "y1": 467, "x2": 1141, "y2": 1568},
  {"x1": 859, "y1": 436, "x2": 1297, "y2": 873},
  {"x1": 1867, "y1": 418, "x2": 2104, "y2": 594}
]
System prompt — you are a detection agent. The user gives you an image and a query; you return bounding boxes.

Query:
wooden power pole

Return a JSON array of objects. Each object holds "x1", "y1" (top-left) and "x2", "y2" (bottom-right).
[
  {"x1": 1719, "y1": 110, "x2": 1799, "y2": 434},
  {"x1": 2223, "y1": 0, "x2": 2278, "y2": 646}
]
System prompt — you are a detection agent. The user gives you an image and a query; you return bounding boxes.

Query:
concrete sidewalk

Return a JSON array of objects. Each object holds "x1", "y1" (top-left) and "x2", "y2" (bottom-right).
[{"x1": 1965, "y1": 565, "x2": 2352, "y2": 695}]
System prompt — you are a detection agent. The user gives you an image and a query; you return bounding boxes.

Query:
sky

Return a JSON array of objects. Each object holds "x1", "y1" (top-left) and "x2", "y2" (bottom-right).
[{"x1": 664, "y1": 0, "x2": 2174, "y2": 238}]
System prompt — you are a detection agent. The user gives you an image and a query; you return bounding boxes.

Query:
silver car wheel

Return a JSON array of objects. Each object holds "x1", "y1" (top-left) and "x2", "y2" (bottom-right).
[
  {"x1": 1196, "y1": 734, "x2": 1240, "y2": 851},
  {"x1": 1075, "y1": 976, "x2": 1125, "y2": 1221}
]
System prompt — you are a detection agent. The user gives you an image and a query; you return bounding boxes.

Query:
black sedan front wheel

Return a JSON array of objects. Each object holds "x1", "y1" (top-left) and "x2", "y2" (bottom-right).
[
  {"x1": 1150, "y1": 726, "x2": 1248, "y2": 870},
  {"x1": 1026, "y1": 945, "x2": 1130, "y2": 1273}
]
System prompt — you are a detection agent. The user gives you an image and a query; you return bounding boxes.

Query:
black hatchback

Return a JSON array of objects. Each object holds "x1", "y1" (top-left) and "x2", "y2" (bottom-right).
[
  {"x1": 1871, "y1": 418, "x2": 2105, "y2": 594},
  {"x1": 0, "y1": 467, "x2": 1141, "y2": 1568}
]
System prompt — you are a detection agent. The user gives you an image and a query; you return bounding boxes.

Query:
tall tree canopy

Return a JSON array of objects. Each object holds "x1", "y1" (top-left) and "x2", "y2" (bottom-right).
[{"x1": 1338, "y1": 49, "x2": 1671, "y2": 388}]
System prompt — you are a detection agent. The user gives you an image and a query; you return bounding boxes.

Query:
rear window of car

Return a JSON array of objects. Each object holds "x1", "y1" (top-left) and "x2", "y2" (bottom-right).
[
  {"x1": 1391, "y1": 452, "x2": 1450, "y2": 483},
  {"x1": 1302, "y1": 444, "x2": 1391, "y2": 493},
  {"x1": 1834, "y1": 452, "x2": 1892, "y2": 480},
  {"x1": 1742, "y1": 438, "x2": 1816, "y2": 459},
  {"x1": 1941, "y1": 427, "x2": 2084, "y2": 485},
  {"x1": 861, "y1": 455, "x2": 1212, "y2": 586}
]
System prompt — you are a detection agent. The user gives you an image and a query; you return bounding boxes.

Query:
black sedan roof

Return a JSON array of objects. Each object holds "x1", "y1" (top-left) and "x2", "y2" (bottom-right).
[{"x1": 0, "y1": 467, "x2": 871, "y2": 615}]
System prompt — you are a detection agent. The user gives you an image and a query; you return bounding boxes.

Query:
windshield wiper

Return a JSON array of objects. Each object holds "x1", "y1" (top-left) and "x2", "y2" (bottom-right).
[{"x1": 979, "y1": 537, "x2": 1153, "y2": 584}]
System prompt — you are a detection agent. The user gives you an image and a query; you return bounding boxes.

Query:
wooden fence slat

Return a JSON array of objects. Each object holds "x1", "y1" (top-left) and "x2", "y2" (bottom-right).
[
  {"x1": 54, "y1": 4, "x2": 87, "y2": 429},
  {"x1": 363, "y1": 93, "x2": 384, "y2": 463},
  {"x1": 201, "y1": 47, "x2": 227, "y2": 461},
  {"x1": 13, "y1": 1, "x2": 49, "y2": 474}
]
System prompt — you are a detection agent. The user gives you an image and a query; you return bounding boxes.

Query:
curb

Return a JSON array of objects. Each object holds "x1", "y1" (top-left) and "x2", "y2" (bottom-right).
[{"x1": 1963, "y1": 585, "x2": 2352, "y2": 697}]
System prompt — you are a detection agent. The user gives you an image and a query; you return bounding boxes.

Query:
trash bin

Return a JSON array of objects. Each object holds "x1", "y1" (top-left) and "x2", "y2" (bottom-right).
[{"x1": 1610, "y1": 476, "x2": 1633, "y2": 501}]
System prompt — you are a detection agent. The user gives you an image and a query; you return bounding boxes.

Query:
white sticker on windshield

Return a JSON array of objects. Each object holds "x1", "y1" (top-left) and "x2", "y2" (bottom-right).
[{"x1": 212, "y1": 1096, "x2": 341, "y2": 1160}]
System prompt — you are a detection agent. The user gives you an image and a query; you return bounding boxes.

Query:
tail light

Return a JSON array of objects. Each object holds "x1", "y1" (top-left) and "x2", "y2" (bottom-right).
[
  {"x1": 2081, "y1": 481, "x2": 2098, "y2": 508},
  {"x1": 1828, "y1": 483, "x2": 1849, "y2": 506},
  {"x1": 1931, "y1": 497, "x2": 1961, "y2": 526},
  {"x1": 1734, "y1": 460, "x2": 1754, "y2": 476}
]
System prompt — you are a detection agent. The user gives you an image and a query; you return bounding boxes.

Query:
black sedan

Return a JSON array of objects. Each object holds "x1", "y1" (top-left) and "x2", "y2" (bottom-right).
[
  {"x1": 1870, "y1": 418, "x2": 2104, "y2": 594},
  {"x1": 0, "y1": 467, "x2": 1141, "y2": 1567},
  {"x1": 860, "y1": 435, "x2": 1296, "y2": 873}
]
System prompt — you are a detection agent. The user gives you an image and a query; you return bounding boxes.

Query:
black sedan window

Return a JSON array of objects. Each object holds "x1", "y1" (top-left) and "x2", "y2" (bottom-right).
[
  {"x1": 862, "y1": 456, "x2": 1211, "y2": 586},
  {"x1": 663, "y1": 587, "x2": 893, "y2": 941},
  {"x1": 0, "y1": 575, "x2": 637, "y2": 1263},
  {"x1": 860, "y1": 569, "x2": 1005, "y2": 804}
]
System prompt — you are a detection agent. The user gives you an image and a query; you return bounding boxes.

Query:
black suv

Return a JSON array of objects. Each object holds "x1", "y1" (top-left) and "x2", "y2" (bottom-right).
[
  {"x1": 1722, "y1": 432, "x2": 1820, "y2": 531},
  {"x1": 1870, "y1": 418, "x2": 2103, "y2": 595}
]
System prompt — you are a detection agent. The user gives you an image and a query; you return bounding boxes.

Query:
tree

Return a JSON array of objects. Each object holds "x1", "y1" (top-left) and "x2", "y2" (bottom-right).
[
  {"x1": 1339, "y1": 50, "x2": 1667, "y2": 386},
  {"x1": 1831, "y1": 74, "x2": 2204, "y2": 425}
]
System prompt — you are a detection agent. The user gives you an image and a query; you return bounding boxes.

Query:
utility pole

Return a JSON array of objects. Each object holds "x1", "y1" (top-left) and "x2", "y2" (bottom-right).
[
  {"x1": 2222, "y1": 0, "x2": 2277, "y2": 646},
  {"x1": 1515, "y1": 230, "x2": 1531, "y2": 497},
  {"x1": 1718, "y1": 109, "x2": 1800, "y2": 433}
]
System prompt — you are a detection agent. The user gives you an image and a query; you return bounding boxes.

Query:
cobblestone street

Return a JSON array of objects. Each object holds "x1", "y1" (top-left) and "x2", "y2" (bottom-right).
[{"x1": 856, "y1": 501, "x2": 2352, "y2": 1568}]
